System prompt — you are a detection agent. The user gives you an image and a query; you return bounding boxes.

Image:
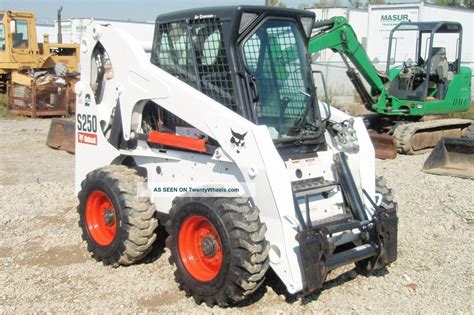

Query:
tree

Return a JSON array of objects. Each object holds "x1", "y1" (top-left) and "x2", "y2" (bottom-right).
[
  {"x1": 464, "y1": 0, "x2": 474, "y2": 8},
  {"x1": 297, "y1": 3, "x2": 312, "y2": 9},
  {"x1": 366, "y1": 0, "x2": 386, "y2": 6},
  {"x1": 313, "y1": 0, "x2": 341, "y2": 8},
  {"x1": 433, "y1": 0, "x2": 461, "y2": 6},
  {"x1": 267, "y1": 0, "x2": 287, "y2": 7},
  {"x1": 349, "y1": 0, "x2": 364, "y2": 8}
]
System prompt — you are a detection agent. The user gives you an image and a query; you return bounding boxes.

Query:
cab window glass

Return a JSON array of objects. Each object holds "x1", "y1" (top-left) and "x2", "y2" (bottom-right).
[
  {"x1": 157, "y1": 22, "x2": 196, "y2": 88},
  {"x1": 0, "y1": 24, "x2": 5, "y2": 50},
  {"x1": 243, "y1": 20, "x2": 308, "y2": 120},
  {"x1": 11, "y1": 19, "x2": 29, "y2": 48},
  {"x1": 155, "y1": 18, "x2": 236, "y2": 111}
]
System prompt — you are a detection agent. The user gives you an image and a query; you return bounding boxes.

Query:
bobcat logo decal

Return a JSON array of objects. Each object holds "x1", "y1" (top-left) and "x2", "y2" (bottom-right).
[{"x1": 230, "y1": 129, "x2": 247, "y2": 153}]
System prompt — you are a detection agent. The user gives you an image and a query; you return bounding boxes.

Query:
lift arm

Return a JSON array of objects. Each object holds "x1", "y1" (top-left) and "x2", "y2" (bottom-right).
[{"x1": 308, "y1": 16, "x2": 389, "y2": 108}]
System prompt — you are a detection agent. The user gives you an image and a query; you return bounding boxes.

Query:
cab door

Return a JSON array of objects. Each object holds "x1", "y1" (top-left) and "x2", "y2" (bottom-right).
[
  {"x1": 10, "y1": 18, "x2": 32, "y2": 64},
  {"x1": 0, "y1": 13, "x2": 11, "y2": 68},
  {"x1": 6, "y1": 13, "x2": 40, "y2": 67}
]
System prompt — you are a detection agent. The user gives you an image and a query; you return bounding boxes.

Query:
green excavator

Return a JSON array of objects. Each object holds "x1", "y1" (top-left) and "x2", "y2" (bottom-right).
[{"x1": 309, "y1": 16, "x2": 472, "y2": 158}]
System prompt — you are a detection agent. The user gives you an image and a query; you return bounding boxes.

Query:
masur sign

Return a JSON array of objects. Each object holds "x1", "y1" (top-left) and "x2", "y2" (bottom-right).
[{"x1": 367, "y1": 6, "x2": 419, "y2": 64}]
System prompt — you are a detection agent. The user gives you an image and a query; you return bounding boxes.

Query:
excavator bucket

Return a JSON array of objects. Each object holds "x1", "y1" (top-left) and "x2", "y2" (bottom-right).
[
  {"x1": 369, "y1": 132, "x2": 397, "y2": 160},
  {"x1": 421, "y1": 137, "x2": 474, "y2": 179},
  {"x1": 46, "y1": 118, "x2": 75, "y2": 154}
]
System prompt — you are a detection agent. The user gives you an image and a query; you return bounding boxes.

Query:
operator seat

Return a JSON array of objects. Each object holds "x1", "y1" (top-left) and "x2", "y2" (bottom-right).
[
  {"x1": 429, "y1": 47, "x2": 448, "y2": 82},
  {"x1": 429, "y1": 47, "x2": 451, "y2": 100},
  {"x1": 12, "y1": 33, "x2": 23, "y2": 48}
]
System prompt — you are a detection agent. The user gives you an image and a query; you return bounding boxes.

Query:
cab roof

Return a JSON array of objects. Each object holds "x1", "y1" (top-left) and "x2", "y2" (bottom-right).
[
  {"x1": 392, "y1": 21, "x2": 462, "y2": 34},
  {"x1": 156, "y1": 5, "x2": 315, "y2": 24}
]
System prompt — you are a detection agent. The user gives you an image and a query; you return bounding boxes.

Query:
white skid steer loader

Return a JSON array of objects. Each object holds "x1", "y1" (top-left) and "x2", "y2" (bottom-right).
[{"x1": 75, "y1": 6, "x2": 398, "y2": 307}]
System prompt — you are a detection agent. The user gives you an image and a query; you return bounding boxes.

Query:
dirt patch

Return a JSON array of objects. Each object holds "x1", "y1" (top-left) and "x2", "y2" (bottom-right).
[
  {"x1": 0, "y1": 246, "x2": 13, "y2": 259},
  {"x1": 0, "y1": 118, "x2": 472, "y2": 313},
  {"x1": 17, "y1": 243, "x2": 86, "y2": 267},
  {"x1": 36, "y1": 212, "x2": 70, "y2": 227},
  {"x1": 138, "y1": 291, "x2": 179, "y2": 310}
]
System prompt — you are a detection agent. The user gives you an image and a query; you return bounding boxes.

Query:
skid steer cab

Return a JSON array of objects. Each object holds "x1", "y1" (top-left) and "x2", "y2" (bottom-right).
[{"x1": 75, "y1": 6, "x2": 398, "y2": 306}]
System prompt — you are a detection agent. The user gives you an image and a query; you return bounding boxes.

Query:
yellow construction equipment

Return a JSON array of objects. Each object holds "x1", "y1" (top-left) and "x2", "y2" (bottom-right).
[{"x1": 0, "y1": 10, "x2": 79, "y2": 117}]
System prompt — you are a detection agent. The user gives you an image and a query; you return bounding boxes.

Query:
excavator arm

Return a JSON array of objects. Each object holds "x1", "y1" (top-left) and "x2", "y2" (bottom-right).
[
  {"x1": 309, "y1": 16, "x2": 389, "y2": 110},
  {"x1": 309, "y1": 16, "x2": 397, "y2": 159}
]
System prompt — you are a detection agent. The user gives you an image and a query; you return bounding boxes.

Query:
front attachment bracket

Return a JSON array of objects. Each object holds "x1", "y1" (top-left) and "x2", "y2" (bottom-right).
[
  {"x1": 295, "y1": 152, "x2": 398, "y2": 296},
  {"x1": 295, "y1": 229, "x2": 330, "y2": 296},
  {"x1": 367, "y1": 206, "x2": 398, "y2": 270}
]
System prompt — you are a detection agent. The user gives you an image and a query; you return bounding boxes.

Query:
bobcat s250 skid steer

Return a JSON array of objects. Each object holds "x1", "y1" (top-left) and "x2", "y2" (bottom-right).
[{"x1": 75, "y1": 6, "x2": 398, "y2": 307}]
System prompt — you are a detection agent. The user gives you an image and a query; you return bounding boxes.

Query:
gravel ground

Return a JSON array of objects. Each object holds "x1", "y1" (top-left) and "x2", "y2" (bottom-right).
[{"x1": 0, "y1": 118, "x2": 472, "y2": 313}]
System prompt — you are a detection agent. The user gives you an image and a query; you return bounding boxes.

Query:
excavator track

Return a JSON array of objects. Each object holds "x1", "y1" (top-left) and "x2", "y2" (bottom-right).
[{"x1": 393, "y1": 118, "x2": 472, "y2": 155}]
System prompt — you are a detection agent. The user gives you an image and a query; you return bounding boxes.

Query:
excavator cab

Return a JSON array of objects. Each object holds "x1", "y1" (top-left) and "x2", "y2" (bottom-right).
[
  {"x1": 386, "y1": 21, "x2": 464, "y2": 103},
  {"x1": 0, "y1": 11, "x2": 41, "y2": 70}
]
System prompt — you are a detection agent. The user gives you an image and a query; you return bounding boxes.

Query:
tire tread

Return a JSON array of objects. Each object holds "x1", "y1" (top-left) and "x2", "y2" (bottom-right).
[
  {"x1": 166, "y1": 196, "x2": 270, "y2": 307},
  {"x1": 77, "y1": 165, "x2": 157, "y2": 266}
]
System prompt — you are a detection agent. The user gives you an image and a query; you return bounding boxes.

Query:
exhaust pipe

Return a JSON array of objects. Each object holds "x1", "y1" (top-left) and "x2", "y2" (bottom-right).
[{"x1": 57, "y1": 6, "x2": 63, "y2": 44}]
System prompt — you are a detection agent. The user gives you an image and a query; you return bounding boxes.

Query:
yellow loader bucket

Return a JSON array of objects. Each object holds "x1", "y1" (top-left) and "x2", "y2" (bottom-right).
[
  {"x1": 45, "y1": 118, "x2": 76, "y2": 154},
  {"x1": 421, "y1": 137, "x2": 474, "y2": 179}
]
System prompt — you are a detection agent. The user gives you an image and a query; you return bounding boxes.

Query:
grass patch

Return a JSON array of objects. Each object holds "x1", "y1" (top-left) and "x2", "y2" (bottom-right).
[
  {"x1": 0, "y1": 94, "x2": 9, "y2": 118},
  {"x1": 0, "y1": 94, "x2": 27, "y2": 120},
  {"x1": 445, "y1": 104, "x2": 474, "y2": 120},
  {"x1": 0, "y1": 93, "x2": 7, "y2": 106}
]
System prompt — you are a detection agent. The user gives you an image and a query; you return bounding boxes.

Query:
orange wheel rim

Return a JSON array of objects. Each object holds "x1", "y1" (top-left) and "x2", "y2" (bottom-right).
[
  {"x1": 178, "y1": 215, "x2": 223, "y2": 282},
  {"x1": 85, "y1": 190, "x2": 117, "y2": 246}
]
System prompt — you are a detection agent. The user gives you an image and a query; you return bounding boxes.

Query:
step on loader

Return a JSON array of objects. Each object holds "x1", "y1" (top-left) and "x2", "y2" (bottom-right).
[{"x1": 75, "y1": 6, "x2": 398, "y2": 306}]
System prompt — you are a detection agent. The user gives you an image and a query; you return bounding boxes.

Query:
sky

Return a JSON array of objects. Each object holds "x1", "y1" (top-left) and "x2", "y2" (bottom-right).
[
  {"x1": 1, "y1": 0, "x2": 418, "y2": 24},
  {"x1": 1, "y1": 0, "x2": 277, "y2": 23}
]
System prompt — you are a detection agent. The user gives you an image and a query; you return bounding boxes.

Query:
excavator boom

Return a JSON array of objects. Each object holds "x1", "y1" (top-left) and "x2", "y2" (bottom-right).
[{"x1": 309, "y1": 17, "x2": 388, "y2": 110}]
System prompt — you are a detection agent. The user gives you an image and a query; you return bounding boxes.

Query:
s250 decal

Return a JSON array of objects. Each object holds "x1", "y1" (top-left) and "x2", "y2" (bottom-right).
[
  {"x1": 77, "y1": 114, "x2": 98, "y2": 133},
  {"x1": 77, "y1": 113, "x2": 98, "y2": 145}
]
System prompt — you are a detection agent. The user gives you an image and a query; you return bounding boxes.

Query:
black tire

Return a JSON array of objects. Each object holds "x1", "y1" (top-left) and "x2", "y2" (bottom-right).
[
  {"x1": 356, "y1": 175, "x2": 397, "y2": 272},
  {"x1": 166, "y1": 197, "x2": 270, "y2": 307},
  {"x1": 77, "y1": 165, "x2": 158, "y2": 266},
  {"x1": 375, "y1": 176, "x2": 397, "y2": 212}
]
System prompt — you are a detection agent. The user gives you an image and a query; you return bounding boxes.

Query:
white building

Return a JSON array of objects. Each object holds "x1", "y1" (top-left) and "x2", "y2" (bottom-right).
[
  {"x1": 36, "y1": 23, "x2": 58, "y2": 42},
  {"x1": 367, "y1": 4, "x2": 473, "y2": 67},
  {"x1": 36, "y1": 18, "x2": 154, "y2": 46},
  {"x1": 54, "y1": 18, "x2": 155, "y2": 44}
]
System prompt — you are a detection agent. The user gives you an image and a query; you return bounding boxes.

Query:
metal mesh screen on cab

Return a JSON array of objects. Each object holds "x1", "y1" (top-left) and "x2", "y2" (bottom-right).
[
  {"x1": 243, "y1": 24, "x2": 307, "y2": 120},
  {"x1": 156, "y1": 18, "x2": 237, "y2": 111}
]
